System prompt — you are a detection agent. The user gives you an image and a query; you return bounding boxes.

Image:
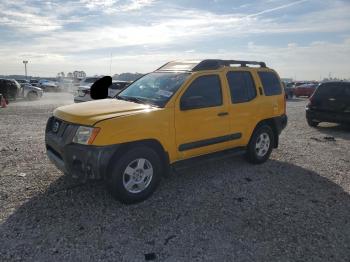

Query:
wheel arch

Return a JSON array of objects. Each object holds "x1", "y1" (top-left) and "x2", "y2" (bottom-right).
[
  {"x1": 252, "y1": 118, "x2": 280, "y2": 148},
  {"x1": 106, "y1": 139, "x2": 170, "y2": 179}
]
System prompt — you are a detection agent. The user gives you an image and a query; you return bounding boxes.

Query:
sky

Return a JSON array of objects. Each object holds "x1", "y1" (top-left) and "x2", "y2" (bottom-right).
[{"x1": 0, "y1": 0, "x2": 349, "y2": 80}]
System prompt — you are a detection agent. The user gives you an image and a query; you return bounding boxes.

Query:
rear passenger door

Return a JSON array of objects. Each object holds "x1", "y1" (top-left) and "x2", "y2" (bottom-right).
[
  {"x1": 226, "y1": 70, "x2": 262, "y2": 146},
  {"x1": 257, "y1": 71, "x2": 284, "y2": 117}
]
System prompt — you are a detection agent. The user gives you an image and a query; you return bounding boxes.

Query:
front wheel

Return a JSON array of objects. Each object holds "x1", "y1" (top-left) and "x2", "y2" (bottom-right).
[
  {"x1": 106, "y1": 147, "x2": 162, "y2": 204},
  {"x1": 246, "y1": 125, "x2": 274, "y2": 164}
]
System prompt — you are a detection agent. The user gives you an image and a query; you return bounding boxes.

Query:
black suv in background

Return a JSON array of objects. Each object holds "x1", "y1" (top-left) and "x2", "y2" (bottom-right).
[
  {"x1": 306, "y1": 81, "x2": 350, "y2": 127},
  {"x1": 0, "y1": 79, "x2": 21, "y2": 100}
]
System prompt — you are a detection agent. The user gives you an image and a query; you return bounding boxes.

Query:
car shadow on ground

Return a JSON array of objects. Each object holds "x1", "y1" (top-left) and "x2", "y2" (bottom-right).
[
  {"x1": 1, "y1": 158, "x2": 350, "y2": 261},
  {"x1": 315, "y1": 123, "x2": 350, "y2": 140}
]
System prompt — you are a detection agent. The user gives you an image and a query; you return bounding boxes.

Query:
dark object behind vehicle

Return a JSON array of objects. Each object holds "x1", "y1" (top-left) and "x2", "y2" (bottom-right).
[
  {"x1": 0, "y1": 79, "x2": 21, "y2": 100},
  {"x1": 306, "y1": 82, "x2": 350, "y2": 126}
]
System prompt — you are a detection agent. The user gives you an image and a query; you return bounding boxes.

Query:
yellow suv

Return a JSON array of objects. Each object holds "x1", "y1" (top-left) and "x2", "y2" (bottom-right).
[{"x1": 45, "y1": 59, "x2": 287, "y2": 203}]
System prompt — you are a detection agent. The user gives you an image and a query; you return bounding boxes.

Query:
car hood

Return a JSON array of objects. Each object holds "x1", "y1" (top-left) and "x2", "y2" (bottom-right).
[
  {"x1": 24, "y1": 85, "x2": 42, "y2": 91},
  {"x1": 54, "y1": 99, "x2": 157, "y2": 126}
]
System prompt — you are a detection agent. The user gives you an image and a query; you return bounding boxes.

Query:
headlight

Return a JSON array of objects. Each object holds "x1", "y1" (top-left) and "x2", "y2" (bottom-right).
[{"x1": 73, "y1": 126, "x2": 100, "y2": 145}]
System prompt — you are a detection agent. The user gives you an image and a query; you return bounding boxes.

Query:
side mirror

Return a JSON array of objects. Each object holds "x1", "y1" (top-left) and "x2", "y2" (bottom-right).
[
  {"x1": 90, "y1": 76, "x2": 112, "y2": 100},
  {"x1": 180, "y1": 96, "x2": 206, "y2": 110}
]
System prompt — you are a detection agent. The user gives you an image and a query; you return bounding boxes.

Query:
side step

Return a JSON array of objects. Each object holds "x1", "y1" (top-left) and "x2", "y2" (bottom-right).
[{"x1": 171, "y1": 147, "x2": 246, "y2": 172}]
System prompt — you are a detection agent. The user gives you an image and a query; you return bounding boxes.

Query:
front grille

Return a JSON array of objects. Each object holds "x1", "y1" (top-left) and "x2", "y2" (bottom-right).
[
  {"x1": 47, "y1": 117, "x2": 67, "y2": 137},
  {"x1": 46, "y1": 117, "x2": 77, "y2": 141}
]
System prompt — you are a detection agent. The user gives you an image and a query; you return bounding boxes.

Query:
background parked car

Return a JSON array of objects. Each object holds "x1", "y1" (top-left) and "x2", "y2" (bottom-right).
[
  {"x1": 22, "y1": 84, "x2": 43, "y2": 100},
  {"x1": 39, "y1": 79, "x2": 60, "y2": 92},
  {"x1": 29, "y1": 79, "x2": 40, "y2": 87},
  {"x1": 16, "y1": 79, "x2": 30, "y2": 87},
  {"x1": 293, "y1": 83, "x2": 318, "y2": 97},
  {"x1": 107, "y1": 81, "x2": 131, "y2": 98},
  {"x1": 306, "y1": 81, "x2": 350, "y2": 127},
  {"x1": 74, "y1": 77, "x2": 101, "y2": 103},
  {"x1": 0, "y1": 79, "x2": 21, "y2": 101}
]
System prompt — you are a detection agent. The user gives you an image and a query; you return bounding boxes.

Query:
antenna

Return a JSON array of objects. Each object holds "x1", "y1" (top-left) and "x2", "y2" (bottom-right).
[{"x1": 109, "y1": 53, "x2": 113, "y2": 76}]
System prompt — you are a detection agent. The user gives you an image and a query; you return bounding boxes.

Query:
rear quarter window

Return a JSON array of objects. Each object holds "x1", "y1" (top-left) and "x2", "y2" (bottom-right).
[
  {"x1": 258, "y1": 72, "x2": 282, "y2": 96},
  {"x1": 315, "y1": 84, "x2": 344, "y2": 99}
]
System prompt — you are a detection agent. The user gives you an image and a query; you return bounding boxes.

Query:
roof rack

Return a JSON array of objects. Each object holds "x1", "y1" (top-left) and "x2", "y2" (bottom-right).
[{"x1": 157, "y1": 59, "x2": 266, "y2": 72}]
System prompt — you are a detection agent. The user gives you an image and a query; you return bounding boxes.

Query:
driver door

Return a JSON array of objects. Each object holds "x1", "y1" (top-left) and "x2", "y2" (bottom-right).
[{"x1": 174, "y1": 74, "x2": 232, "y2": 159}]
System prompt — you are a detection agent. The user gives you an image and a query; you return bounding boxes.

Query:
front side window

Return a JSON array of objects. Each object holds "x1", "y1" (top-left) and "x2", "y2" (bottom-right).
[
  {"x1": 227, "y1": 71, "x2": 256, "y2": 103},
  {"x1": 258, "y1": 72, "x2": 282, "y2": 96},
  {"x1": 118, "y1": 72, "x2": 190, "y2": 107},
  {"x1": 180, "y1": 75, "x2": 222, "y2": 110}
]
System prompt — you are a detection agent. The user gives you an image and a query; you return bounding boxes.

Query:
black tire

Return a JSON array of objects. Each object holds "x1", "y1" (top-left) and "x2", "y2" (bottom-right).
[
  {"x1": 106, "y1": 147, "x2": 162, "y2": 204},
  {"x1": 307, "y1": 118, "x2": 319, "y2": 127},
  {"x1": 246, "y1": 125, "x2": 274, "y2": 164},
  {"x1": 27, "y1": 91, "x2": 38, "y2": 101}
]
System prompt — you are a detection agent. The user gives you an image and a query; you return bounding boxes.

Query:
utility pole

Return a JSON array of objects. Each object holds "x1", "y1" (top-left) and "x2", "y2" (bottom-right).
[{"x1": 23, "y1": 60, "x2": 28, "y2": 79}]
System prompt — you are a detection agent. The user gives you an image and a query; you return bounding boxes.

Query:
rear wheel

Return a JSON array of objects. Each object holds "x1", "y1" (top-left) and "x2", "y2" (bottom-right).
[
  {"x1": 307, "y1": 118, "x2": 319, "y2": 127},
  {"x1": 246, "y1": 125, "x2": 274, "y2": 164},
  {"x1": 106, "y1": 147, "x2": 162, "y2": 204}
]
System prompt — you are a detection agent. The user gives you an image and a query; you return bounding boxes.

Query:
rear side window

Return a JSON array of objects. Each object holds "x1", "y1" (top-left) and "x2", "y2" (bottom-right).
[
  {"x1": 258, "y1": 72, "x2": 282, "y2": 96},
  {"x1": 181, "y1": 75, "x2": 222, "y2": 109},
  {"x1": 315, "y1": 84, "x2": 344, "y2": 99},
  {"x1": 226, "y1": 71, "x2": 256, "y2": 103}
]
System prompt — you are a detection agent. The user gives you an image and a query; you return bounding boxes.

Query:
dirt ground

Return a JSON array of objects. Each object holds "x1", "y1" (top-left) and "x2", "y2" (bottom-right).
[{"x1": 0, "y1": 93, "x2": 349, "y2": 261}]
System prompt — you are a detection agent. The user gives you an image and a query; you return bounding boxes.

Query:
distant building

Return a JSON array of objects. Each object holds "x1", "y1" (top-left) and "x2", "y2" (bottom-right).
[{"x1": 73, "y1": 71, "x2": 86, "y2": 79}]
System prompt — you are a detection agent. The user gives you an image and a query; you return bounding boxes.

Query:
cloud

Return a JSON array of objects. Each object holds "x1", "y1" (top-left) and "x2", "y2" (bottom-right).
[
  {"x1": 120, "y1": 0, "x2": 156, "y2": 11},
  {"x1": 80, "y1": 0, "x2": 156, "y2": 12},
  {"x1": 0, "y1": 0, "x2": 349, "y2": 80},
  {"x1": 247, "y1": 0, "x2": 309, "y2": 17}
]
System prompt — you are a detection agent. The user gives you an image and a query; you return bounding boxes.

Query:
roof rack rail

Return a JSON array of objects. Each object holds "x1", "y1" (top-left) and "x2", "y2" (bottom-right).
[
  {"x1": 221, "y1": 60, "x2": 266, "y2": 68},
  {"x1": 156, "y1": 59, "x2": 267, "y2": 72},
  {"x1": 192, "y1": 59, "x2": 266, "y2": 71}
]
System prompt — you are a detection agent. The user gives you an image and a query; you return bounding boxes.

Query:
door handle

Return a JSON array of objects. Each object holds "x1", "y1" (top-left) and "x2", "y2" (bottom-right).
[{"x1": 218, "y1": 112, "x2": 229, "y2": 117}]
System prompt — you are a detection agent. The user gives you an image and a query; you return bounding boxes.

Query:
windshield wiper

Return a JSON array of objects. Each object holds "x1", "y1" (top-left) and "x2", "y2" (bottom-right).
[
  {"x1": 117, "y1": 96, "x2": 144, "y2": 104},
  {"x1": 117, "y1": 96, "x2": 160, "y2": 107}
]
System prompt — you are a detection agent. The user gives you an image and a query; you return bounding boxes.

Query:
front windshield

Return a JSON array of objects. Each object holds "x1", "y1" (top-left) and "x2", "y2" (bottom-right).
[{"x1": 117, "y1": 72, "x2": 190, "y2": 107}]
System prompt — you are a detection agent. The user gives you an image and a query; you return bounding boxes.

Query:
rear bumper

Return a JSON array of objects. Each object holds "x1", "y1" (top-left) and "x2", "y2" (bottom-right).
[
  {"x1": 274, "y1": 114, "x2": 288, "y2": 134},
  {"x1": 306, "y1": 108, "x2": 350, "y2": 124}
]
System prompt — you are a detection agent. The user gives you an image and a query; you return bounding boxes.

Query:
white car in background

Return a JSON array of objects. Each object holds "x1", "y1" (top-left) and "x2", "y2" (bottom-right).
[
  {"x1": 107, "y1": 81, "x2": 131, "y2": 98},
  {"x1": 74, "y1": 77, "x2": 101, "y2": 103},
  {"x1": 74, "y1": 78, "x2": 130, "y2": 103},
  {"x1": 38, "y1": 79, "x2": 59, "y2": 92}
]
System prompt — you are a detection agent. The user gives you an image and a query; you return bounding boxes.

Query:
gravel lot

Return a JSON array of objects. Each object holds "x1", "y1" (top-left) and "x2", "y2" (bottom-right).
[{"x1": 1, "y1": 93, "x2": 350, "y2": 261}]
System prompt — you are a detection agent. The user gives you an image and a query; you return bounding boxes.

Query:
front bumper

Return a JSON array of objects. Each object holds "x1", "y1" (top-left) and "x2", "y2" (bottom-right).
[{"x1": 45, "y1": 117, "x2": 118, "y2": 180}]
